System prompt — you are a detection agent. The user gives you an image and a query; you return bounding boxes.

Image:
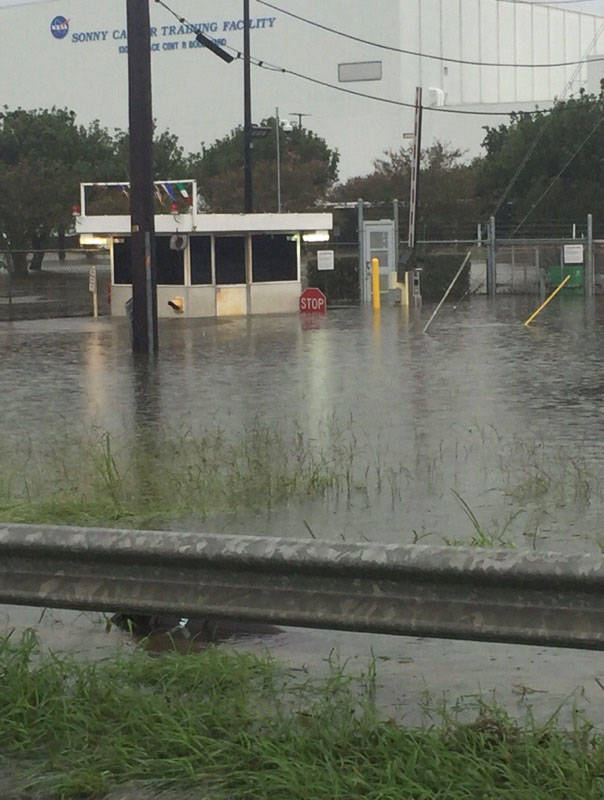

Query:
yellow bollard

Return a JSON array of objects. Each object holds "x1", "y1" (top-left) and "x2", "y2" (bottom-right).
[
  {"x1": 371, "y1": 257, "x2": 381, "y2": 311},
  {"x1": 524, "y1": 274, "x2": 571, "y2": 327}
]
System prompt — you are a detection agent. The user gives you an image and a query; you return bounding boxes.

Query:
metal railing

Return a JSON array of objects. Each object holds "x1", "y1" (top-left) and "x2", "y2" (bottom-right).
[{"x1": 1, "y1": 524, "x2": 603, "y2": 650}]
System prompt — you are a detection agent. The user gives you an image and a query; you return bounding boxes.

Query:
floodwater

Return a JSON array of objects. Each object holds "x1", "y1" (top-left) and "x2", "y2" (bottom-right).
[
  {"x1": 1, "y1": 292, "x2": 604, "y2": 551},
  {"x1": 3, "y1": 292, "x2": 604, "y2": 727}
]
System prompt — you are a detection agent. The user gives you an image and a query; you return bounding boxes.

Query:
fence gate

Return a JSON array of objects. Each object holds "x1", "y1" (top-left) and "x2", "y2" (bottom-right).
[
  {"x1": 494, "y1": 239, "x2": 593, "y2": 296},
  {"x1": 362, "y1": 220, "x2": 395, "y2": 304}
]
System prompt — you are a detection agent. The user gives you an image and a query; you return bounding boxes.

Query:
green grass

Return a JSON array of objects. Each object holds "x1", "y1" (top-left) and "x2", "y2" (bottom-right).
[
  {"x1": 0, "y1": 419, "x2": 602, "y2": 548},
  {"x1": 2, "y1": 631, "x2": 604, "y2": 799},
  {"x1": 0, "y1": 424, "x2": 350, "y2": 528}
]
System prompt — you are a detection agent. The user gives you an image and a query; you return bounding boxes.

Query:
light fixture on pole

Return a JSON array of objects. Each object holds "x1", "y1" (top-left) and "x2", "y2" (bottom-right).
[{"x1": 275, "y1": 107, "x2": 293, "y2": 213}]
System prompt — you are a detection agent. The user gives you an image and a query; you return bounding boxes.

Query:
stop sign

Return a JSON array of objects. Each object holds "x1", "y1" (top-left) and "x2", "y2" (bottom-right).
[{"x1": 299, "y1": 287, "x2": 327, "y2": 314}]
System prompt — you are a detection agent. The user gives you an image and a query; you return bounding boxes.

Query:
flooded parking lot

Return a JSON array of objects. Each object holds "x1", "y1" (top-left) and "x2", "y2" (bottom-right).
[
  {"x1": 2, "y1": 293, "x2": 604, "y2": 724},
  {"x1": 2, "y1": 294, "x2": 604, "y2": 550}
]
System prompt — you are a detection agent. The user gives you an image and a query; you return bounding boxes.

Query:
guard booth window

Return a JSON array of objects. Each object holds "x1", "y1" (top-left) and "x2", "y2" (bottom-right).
[
  {"x1": 252, "y1": 234, "x2": 297, "y2": 282},
  {"x1": 155, "y1": 237, "x2": 184, "y2": 284},
  {"x1": 215, "y1": 236, "x2": 246, "y2": 284},
  {"x1": 190, "y1": 236, "x2": 212, "y2": 285},
  {"x1": 113, "y1": 236, "x2": 184, "y2": 284},
  {"x1": 113, "y1": 237, "x2": 131, "y2": 284}
]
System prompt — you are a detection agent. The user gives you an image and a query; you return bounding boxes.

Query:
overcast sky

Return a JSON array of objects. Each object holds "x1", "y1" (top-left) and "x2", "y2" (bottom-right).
[{"x1": 0, "y1": 0, "x2": 603, "y2": 12}]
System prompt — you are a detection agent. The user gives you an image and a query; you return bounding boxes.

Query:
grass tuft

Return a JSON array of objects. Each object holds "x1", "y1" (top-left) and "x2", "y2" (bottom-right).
[{"x1": 1, "y1": 631, "x2": 604, "y2": 799}]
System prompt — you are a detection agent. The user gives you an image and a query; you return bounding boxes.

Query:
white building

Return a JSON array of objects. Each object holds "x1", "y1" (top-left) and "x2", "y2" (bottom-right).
[
  {"x1": 1, "y1": 0, "x2": 604, "y2": 179},
  {"x1": 76, "y1": 180, "x2": 333, "y2": 317}
]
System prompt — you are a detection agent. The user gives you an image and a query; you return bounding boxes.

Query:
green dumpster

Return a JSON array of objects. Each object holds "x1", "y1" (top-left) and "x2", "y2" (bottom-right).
[{"x1": 547, "y1": 265, "x2": 584, "y2": 293}]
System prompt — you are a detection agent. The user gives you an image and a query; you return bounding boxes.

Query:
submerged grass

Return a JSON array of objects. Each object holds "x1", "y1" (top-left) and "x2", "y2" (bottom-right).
[
  {"x1": 0, "y1": 423, "x2": 350, "y2": 528},
  {"x1": 1, "y1": 631, "x2": 604, "y2": 799},
  {"x1": 0, "y1": 418, "x2": 602, "y2": 547}
]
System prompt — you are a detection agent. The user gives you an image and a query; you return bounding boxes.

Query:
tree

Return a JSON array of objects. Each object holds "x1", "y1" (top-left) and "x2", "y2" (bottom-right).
[
  {"x1": 0, "y1": 108, "x2": 118, "y2": 277},
  {"x1": 0, "y1": 109, "x2": 191, "y2": 277},
  {"x1": 332, "y1": 142, "x2": 480, "y2": 240},
  {"x1": 477, "y1": 89, "x2": 604, "y2": 236},
  {"x1": 113, "y1": 127, "x2": 190, "y2": 180},
  {"x1": 188, "y1": 120, "x2": 339, "y2": 212}
]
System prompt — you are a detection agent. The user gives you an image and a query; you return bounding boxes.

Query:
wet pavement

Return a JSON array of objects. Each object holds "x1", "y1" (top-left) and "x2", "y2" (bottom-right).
[
  {"x1": 2, "y1": 291, "x2": 604, "y2": 725},
  {"x1": 0, "y1": 254, "x2": 111, "y2": 321}
]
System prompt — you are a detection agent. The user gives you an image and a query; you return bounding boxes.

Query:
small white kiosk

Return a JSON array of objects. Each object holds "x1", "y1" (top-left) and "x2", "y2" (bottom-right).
[{"x1": 76, "y1": 181, "x2": 332, "y2": 318}]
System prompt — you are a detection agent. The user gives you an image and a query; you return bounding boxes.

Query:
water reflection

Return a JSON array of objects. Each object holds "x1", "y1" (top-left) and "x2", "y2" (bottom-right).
[{"x1": 1, "y1": 298, "x2": 604, "y2": 552}]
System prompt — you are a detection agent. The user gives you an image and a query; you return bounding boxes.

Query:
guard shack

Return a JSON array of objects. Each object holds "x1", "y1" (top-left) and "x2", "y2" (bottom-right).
[{"x1": 76, "y1": 181, "x2": 333, "y2": 318}]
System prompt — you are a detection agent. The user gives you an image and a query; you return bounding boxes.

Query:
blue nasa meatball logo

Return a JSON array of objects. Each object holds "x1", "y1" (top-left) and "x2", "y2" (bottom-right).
[{"x1": 50, "y1": 16, "x2": 70, "y2": 39}]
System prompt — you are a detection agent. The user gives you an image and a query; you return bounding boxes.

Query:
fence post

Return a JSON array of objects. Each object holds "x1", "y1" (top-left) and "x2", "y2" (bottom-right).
[
  {"x1": 586, "y1": 213, "x2": 594, "y2": 299},
  {"x1": 393, "y1": 198, "x2": 399, "y2": 273},
  {"x1": 5, "y1": 252, "x2": 13, "y2": 322},
  {"x1": 357, "y1": 198, "x2": 367, "y2": 304},
  {"x1": 487, "y1": 215, "x2": 496, "y2": 297}
]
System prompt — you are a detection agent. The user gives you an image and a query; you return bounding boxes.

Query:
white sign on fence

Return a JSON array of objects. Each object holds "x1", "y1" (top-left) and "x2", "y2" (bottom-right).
[
  {"x1": 317, "y1": 250, "x2": 335, "y2": 271},
  {"x1": 563, "y1": 244, "x2": 584, "y2": 265},
  {"x1": 88, "y1": 266, "x2": 97, "y2": 292}
]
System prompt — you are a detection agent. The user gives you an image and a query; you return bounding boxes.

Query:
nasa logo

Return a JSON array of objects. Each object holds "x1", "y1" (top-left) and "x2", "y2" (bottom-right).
[{"x1": 50, "y1": 16, "x2": 70, "y2": 39}]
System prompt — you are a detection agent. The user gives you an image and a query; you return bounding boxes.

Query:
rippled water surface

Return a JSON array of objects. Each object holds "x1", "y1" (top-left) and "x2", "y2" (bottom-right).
[{"x1": 2, "y1": 295, "x2": 604, "y2": 552}]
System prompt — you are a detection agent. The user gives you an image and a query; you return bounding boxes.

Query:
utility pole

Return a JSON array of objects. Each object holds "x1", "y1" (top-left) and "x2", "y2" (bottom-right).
[
  {"x1": 127, "y1": 0, "x2": 158, "y2": 355},
  {"x1": 243, "y1": 0, "x2": 253, "y2": 213},
  {"x1": 408, "y1": 87, "x2": 423, "y2": 249},
  {"x1": 275, "y1": 107, "x2": 282, "y2": 213},
  {"x1": 290, "y1": 112, "x2": 311, "y2": 128}
]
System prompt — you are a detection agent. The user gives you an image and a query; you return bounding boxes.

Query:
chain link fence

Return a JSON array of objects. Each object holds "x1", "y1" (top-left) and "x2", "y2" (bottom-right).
[
  {"x1": 1, "y1": 229, "x2": 598, "y2": 322},
  {"x1": 593, "y1": 241, "x2": 604, "y2": 293},
  {"x1": 0, "y1": 250, "x2": 111, "y2": 322},
  {"x1": 494, "y1": 238, "x2": 591, "y2": 296},
  {"x1": 303, "y1": 242, "x2": 359, "y2": 305}
]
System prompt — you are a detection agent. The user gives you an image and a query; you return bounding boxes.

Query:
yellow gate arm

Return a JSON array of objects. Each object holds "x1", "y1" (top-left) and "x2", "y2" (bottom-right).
[{"x1": 524, "y1": 274, "x2": 571, "y2": 327}]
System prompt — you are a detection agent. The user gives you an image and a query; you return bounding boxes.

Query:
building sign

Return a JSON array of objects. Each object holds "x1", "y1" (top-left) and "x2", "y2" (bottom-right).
[
  {"x1": 317, "y1": 250, "x2": 335, "y2": 271},
  {"x1": 338, "y1": 61, "x2": 382, "y2": 83},
  {"x1": 50, "y1": 16, "x2": 70, "y2": 39},
  {"x1": 563, "y1": 244, "x2": 584, "y2": 265},
  {"x1": 50, "y1": 14, "x2": 277, "y2": 55}
]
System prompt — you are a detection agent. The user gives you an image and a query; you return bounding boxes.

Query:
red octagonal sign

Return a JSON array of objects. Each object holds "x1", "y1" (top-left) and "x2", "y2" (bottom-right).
[{"x1": 299, "y1": 287, "x2": 327, "y2": 314}]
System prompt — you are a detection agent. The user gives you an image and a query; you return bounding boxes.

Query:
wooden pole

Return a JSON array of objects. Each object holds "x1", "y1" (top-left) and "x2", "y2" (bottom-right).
[
  {"x1": 127, "y1": 0, "x2": 158, "y2": 354},
  {"x1": 243, "y1": 0, "x2": 253, "y2": 213}
]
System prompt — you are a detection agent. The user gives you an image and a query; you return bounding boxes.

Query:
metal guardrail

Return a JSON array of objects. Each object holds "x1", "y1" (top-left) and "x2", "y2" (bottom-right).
[{"x1": 1, "y1": 523, "x2": 603, "y2": 650}]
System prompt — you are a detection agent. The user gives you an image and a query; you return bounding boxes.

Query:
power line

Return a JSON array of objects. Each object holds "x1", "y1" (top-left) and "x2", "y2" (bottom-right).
[
  {"x1": 256, "y1": 0, "x2": 604, "y2": 69},
  {"x1": 489, "y1": 18, "x2": 604, "y2": 218},
  {"x1": 511, "y1": 114, "x2": 604, "y2": 234},
  {"x1": 155, "y1": 0, "x2": 552, "y2": 117},
  {"x1": 248, "y1": 59, "x2": 535, "y2": 116}
]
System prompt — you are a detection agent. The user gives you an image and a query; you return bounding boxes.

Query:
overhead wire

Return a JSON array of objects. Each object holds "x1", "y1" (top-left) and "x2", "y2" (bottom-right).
[
  {"x1": 256, "y1": 0, "x2": 604, "y2": 68},
  {"x1": 155, "y1": 0, "x2": 604, "y2": 232},
  {"x1": 154, "y1": 0, "x2": 568, "y2": 117},
  {"x1": 510, "y1": 113, "x2": 604, "y2": 234},
  {"x1": 489, "y1": 14, "x2": 604, "y2": 223}
]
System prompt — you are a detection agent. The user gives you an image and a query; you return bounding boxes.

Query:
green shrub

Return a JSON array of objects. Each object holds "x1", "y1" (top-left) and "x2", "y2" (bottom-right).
[{"x1": 416, "y1": 250, "x2": 470, "y2": 303}]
